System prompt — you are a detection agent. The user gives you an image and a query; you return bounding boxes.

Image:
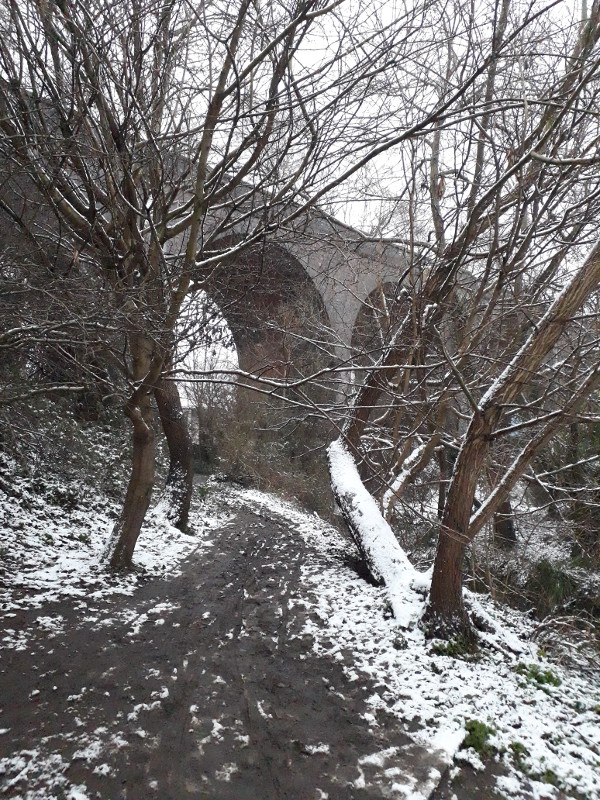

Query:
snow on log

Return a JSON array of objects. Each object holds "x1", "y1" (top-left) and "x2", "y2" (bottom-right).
[
  {"x1": 328, "y1": 438, "x2": 536, "y2": 647},
  {"x1": 327, "y1": 438, "x2": 424, "y2": 628}
]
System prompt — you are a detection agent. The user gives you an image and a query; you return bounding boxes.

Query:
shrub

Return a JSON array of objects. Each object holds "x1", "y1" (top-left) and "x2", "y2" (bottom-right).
[
  {"x1": 430, "y1": 635, "x2": 478, "y2": 659},
  {"x1": 514, "y1": 662, "x2": 561, "y2": 688},
  {"x1": 525, "y1": 559, "x2": 578, "y2": 617},
  {"x1": 463, "y1": 720, "x2": 496, "y2": 758},
  {"x1": 509, "y1": 741, "x2": 530, "y2": 769}
]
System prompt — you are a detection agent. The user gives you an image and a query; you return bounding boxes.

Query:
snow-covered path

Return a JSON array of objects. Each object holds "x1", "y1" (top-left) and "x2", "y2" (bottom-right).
[
  {"x1": 1, "y1": 484, "x2": 599, "y2": 800},
  {"x1": 1, "y1": 498, "x2": 445, "y2": 800}
]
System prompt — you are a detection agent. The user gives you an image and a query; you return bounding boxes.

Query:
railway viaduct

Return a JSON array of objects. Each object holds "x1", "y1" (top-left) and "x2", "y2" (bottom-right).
[{"x1": 193, "y1": 203, "x2": 410, "y2": 377}]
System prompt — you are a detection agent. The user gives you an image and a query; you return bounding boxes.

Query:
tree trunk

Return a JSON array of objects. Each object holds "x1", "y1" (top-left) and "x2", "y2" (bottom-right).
[
  {"x1": 104, "y1": 330, "x2": 158, "y2": 570},
  {"x1": 424, "y1": 414, "x2": 495, "y2": 639},
  {"x1": 155, "y1": 371, "x2": 193, "y2": 531},
  {"x1": 425, "y1": 482, "x2": 476, "y2": 640},
  {"x1": 437, "y1": 447, "x2": 448, "y2": 519},
  {"x1": 493, "y1": 497, "x2": 517, "y2": 547},
  {"x1": 108, "y1": 390, "x2": 156, "y2": 570},
  {"x1": 425, "y1": 528, "x2": 471, "y2": 639}
]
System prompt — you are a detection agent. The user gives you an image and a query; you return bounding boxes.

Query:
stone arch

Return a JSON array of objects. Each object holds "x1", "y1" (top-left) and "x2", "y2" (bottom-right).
[
  {"x1": 198, "y1": 237, "x2": 333, "y2": 379},
  {"x1": 188, "y1": 237, "x2": 339, "y2": 484},
  {"x1": 179, "y1": 202, "x2": 412, "y2": 376},
  {"x1": 272, "y1": 214, "x2": 410, "y2": 352}
]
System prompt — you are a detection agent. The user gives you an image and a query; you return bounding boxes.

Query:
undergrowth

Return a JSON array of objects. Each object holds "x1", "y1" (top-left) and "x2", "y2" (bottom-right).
[
  {"x1": 514, "y1": 662, "x2": 561, "y2": 688},
  {"x1": 463, "y1": 720, "x2": 496, "y2": 758}
]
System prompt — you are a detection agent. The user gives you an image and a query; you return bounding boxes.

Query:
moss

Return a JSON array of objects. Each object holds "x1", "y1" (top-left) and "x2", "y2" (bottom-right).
[
  {"x1": 534, "y1": 769, "x2": 558, "y2": 786},
  {"x1": 510, "y1": 746, "x2": 561, "y2": 791},
  {"x1": 463, "y1": 719, "x2": 496, "y2": 758},
  {"x1": 429, "y1": 635, "x2": 478, "y2": 659},
  {"x1": 509, "y1": 741, "x2": 530, "y2": 769},
  {"x1": 515, "y1": 662, "x2": 561, "y2": 687}
]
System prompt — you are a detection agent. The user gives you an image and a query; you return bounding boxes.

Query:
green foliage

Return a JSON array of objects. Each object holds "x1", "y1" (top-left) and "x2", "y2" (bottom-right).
[
  {"x1": 515, "y1": 662, "x2": 561, "y2": 687},
  {"x1": 429, "y1": 635, "x2": 478, "y2": 659},
  {"x1": 508, "y1": 742, "x2": 563, "y2": 790},
  {"x1": 533, "y1": 769, "x2": 558, "y2": 786},
  {"x1": 509, "y1": 741, "x2": 530, "y2": 769},
  {"x1": 197, "y1": 485, "x2": 210, "y2": 502},
  {"x1": 463, "y1": 719, "x2": 496, "y2": 758},
  {"x1": 525, "y1": 559, "x2": 578, "y2": 616},
  {"x1": 509, "y1": 743, "x2": 560, "y2": 790}
]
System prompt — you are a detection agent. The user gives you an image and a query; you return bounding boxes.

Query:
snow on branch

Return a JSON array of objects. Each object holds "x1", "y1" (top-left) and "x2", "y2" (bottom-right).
[{"x1": 0, "y1": 385, "x2": 86, "y2": 406}]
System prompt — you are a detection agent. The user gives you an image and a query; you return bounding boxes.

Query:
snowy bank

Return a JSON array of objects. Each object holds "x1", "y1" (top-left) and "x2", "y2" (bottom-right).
[
  {"x1": 234, "y1": 486, "x2": 600, "y2": 800},
  {"x1": 0, "y1": 464, "x2": 231, "y2": 611}
]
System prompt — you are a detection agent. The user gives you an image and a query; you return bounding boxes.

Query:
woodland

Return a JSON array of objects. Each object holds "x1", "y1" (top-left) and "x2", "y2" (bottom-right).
[
  {"x1": 1, "y1": 0, "x2": 598, "y2": 630},
  {"x1": 0, "y1": 0, "x2": 600, "y2": 800},
  {"x1": 0, "y1": 1, "x2": 599, "y2": 795}
]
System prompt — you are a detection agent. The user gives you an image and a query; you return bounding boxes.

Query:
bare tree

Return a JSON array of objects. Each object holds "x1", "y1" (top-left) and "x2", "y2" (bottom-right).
[
  {"x1": 0, "y1": 0, "x2": 458, "y2": 567},
  {"x1": 1, "y1": 0, "x2": 347, "y2": 563},
  {"x1": 327, "y1": 0, "x2": 600, "y2": 638},
  {"x1": 3, "y1": 0, "x2": 597, "y2": 629}
]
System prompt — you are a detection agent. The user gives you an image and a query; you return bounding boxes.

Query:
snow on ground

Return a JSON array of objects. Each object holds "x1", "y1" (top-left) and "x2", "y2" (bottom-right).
[
  {"x1": 0, "y1": 463, "x2": 231, "y2": 614},
  {"x1": 1, "y1": 463, "x2": 599, "y2": 800},
  {"x1": 238, "y1": 487, "x2": 600, "y2": 800},
  {"x1": 0, "y1": 468, "x2": 234, "y2": 799}
]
